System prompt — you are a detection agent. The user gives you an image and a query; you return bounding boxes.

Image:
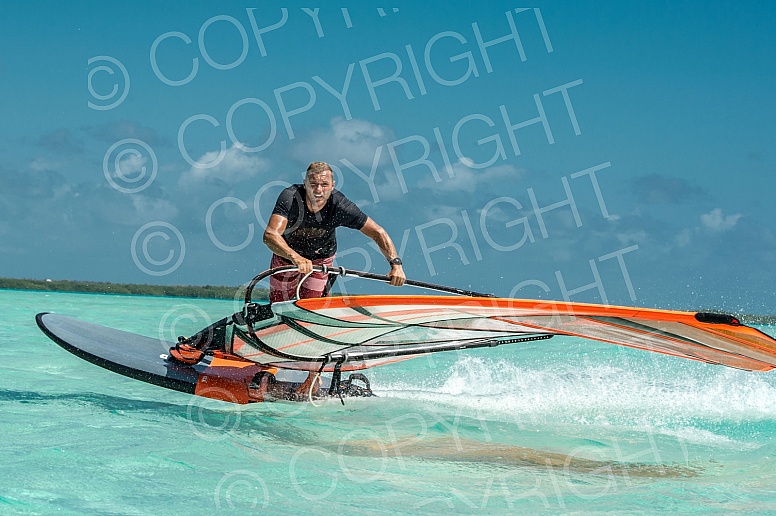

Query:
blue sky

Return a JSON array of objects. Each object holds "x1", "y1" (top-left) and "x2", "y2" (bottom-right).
[{"x1": 1, "y1": 1, "x2": 774, "y2": 313}]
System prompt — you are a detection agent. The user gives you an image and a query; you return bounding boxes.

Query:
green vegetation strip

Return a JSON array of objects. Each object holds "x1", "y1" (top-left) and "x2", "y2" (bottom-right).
[
  {"x1": 1, "y1": 277, "x2": 773, "y2": 324},
  {"x1": 0, "y1": 277, "x2": 268, "y2": 300}
]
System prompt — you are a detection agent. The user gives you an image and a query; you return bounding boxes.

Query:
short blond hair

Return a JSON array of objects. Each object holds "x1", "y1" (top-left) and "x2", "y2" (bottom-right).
[{"x1": 306, "y1": 162, "x2": 332, "y2": 176}]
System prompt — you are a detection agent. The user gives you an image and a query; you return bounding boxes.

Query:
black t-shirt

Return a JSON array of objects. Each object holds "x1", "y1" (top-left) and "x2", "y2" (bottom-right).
[{"x1": 271, "y1": 184, "x2": 368, "y2": 259}]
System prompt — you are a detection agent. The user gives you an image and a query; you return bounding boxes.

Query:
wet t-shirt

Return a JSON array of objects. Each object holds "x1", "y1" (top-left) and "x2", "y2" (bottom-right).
[{"x1": 271, "y1": 184, "x2": 368, "y2": 259}]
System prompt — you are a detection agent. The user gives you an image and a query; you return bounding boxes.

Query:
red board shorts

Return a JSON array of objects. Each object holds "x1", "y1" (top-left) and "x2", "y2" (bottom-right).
[{"x1": 269, "y1": 254, "x2": 335, "y2": 304}]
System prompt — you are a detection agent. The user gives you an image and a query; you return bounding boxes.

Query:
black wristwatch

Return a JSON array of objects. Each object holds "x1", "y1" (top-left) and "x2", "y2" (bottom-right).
[{"x1": 388, "y1": 257, "x2": 402, "y2": 266}]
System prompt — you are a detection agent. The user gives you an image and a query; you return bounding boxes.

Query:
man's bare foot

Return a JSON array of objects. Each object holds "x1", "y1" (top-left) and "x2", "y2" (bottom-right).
[
  {"x1": 296, "y1": 372, "x2": 321, "y2": 397},
  {"x1": 248, "y1": 371, "x2": 272, "y2": 401}
]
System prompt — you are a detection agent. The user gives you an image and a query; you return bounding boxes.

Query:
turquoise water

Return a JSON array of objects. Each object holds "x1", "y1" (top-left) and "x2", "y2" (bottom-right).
[{"x1": 2, "y1": 289, "x2": 776, "y2": 514}]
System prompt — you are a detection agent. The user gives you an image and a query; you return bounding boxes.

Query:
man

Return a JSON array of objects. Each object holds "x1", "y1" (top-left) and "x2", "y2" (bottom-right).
[
  {"x1": 263, "y1": 161, "x2": 406, "y2": 302},
  {"x1": 262, "y1": 162, "x2": 406, "y2": 396}
]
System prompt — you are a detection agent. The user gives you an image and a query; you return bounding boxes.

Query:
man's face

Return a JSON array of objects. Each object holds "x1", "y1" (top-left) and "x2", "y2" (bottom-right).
[{"x1": 304, "y1": 170, "x2": 334, "y2": 211}]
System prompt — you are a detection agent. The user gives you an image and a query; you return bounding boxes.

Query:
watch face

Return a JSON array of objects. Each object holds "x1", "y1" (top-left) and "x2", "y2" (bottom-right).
[{"x1": 390, "y1": 258, "x2": 402, "y2": 266}]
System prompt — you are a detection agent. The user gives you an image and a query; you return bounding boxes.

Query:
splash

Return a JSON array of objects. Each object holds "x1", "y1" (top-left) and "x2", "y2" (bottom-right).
[{"x1": 376, "y1": 354, "x2": 776, "y2": 433}]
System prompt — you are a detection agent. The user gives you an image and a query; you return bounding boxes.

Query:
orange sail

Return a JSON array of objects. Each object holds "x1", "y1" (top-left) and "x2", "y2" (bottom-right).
[{"x1": 233, "y1": 295, "x2": 776, "y2": 372}]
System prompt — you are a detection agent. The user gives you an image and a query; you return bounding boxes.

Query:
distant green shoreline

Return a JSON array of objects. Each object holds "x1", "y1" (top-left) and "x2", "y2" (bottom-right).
[
  {"x1": 0, "y1": 277, "x2": 269, "y2": 301},
  {"x1": 2, "y1": 277, "x2": 774, "y2": 325}
]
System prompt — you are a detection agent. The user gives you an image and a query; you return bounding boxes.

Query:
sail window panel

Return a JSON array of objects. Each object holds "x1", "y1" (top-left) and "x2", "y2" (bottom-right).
[
  {"x1": 256, "y1": 321, "x2": 399, "y2": 348},
  {"x1": 275, "y1": 303, "x2": 399, "y2": 328},
  {"x1": 362, "y1": 305, "x2": 487, "y2": 325}
]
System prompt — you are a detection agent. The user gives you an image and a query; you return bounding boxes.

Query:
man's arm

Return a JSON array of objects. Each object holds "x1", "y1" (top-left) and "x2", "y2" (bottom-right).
[
  {"x1": 263, "y1": 214, "x2": 314, "y2": 274},
  {"x1": 359, "y1": 218, "x2": 406, "y2": 286}
]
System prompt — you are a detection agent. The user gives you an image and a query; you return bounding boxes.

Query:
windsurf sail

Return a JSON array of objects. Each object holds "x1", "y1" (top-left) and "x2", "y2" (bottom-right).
[{"x1": 214, "y1": 266, "x2": 776, "y2": 373}]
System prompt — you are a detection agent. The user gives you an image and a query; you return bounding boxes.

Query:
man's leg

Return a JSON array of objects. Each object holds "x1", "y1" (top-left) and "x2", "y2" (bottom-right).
[
  {"x1": 296, "y1": 371, "x2": 322, "y2": 397},
  {"x1": 268, "y1": 254, "x2": 336, "y2": 302},
  {"x1": 266, "y1": 255, "x2": 333, "y2": 397}
]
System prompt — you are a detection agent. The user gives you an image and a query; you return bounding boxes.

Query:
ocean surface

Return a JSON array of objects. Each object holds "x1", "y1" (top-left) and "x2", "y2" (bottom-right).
[{"x1": 2, "y1": 288, "x2": 776, "y2": 514}]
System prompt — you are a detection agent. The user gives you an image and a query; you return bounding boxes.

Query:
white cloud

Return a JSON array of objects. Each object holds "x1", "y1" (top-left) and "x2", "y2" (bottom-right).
[
  {"x1": 179, "y1": 143, "x2": 268, "y2": 187},
  {"x1": 475, "y1": 197, "x2": 526, "y2": 224},
  {"x1": 422, "y1": 204, "x2": 462, "y2": 221},
  {"x1": 114, "y1": 153, "x2": 147, "y2": 179},
  {"x1": 29, "y1": 157, "x2": 63, "y2": 171},
  {"x1": 418, "y1": 159, "x2": 523, "y2": 192},
  {"x1": 616, "y1": 230, "x2": 648, "y2": 246},
  {"x1": 349, "y1": 168, "x2": 406, "y2": 206},
  {"x1": 701, "y1": 208, "x2": 742, "y2": 231},
  {"x1": 291, "y1": 117, "x2": 394, "y2": 168},
  {"x1": 675, "y1": 228, "x2": 693, "y2": 247},
  {"x1": 130, "y1": 196, "x2": 178, "y2": 223}
]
